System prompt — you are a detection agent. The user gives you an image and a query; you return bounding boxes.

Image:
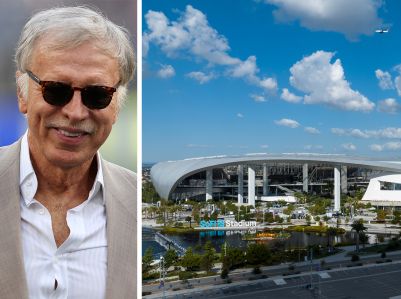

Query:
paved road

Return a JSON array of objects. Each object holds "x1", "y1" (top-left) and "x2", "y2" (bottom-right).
[
  {"x1": 143, "y1": 250, "x2": 401, "y2": 296},
  {"x1": 160, "y1": 262, "x2": 401, "y2": 299}
]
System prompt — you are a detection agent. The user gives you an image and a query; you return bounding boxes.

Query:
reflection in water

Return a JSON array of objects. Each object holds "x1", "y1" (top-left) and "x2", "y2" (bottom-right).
[{"x1": 143, "y1": 227, "x2": 394, "y2": 257}]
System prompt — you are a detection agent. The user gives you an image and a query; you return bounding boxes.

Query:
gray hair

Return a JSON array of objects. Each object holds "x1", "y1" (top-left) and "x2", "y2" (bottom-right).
[{"x1": 15, "y1": 6, "x2": 135, "y2": 108}]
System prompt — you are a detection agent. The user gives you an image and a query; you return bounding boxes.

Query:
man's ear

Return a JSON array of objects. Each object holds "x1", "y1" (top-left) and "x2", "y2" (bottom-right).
[
  {"x1": 112, "y1": 108, "x2": 119, "y2": 124},
  {"x1": 16, "y1": 71, "x2": 28, "y2": 114}
]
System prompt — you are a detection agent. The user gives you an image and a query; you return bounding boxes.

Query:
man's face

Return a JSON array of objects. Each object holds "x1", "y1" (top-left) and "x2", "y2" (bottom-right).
[{"x1": 18, "y1": 40, "x2": 120, "y2": 169}]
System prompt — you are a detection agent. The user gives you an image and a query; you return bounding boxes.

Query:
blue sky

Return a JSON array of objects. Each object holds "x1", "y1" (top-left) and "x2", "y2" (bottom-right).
[{"x1": 143, "y1": 0, "x2": 401, "y2": 163}]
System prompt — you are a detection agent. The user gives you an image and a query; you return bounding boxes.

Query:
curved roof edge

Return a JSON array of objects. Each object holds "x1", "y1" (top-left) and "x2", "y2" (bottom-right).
[{"x1": 150, "y1": 154, "x2": 401, "y2": 200}]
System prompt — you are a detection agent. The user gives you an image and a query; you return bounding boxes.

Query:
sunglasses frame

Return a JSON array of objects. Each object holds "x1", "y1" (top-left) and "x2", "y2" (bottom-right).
[{"x1": 26, "y1": 70, "x2": 118, "y2": 109}]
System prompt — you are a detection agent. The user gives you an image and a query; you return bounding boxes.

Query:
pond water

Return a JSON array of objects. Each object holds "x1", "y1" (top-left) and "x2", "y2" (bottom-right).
[{"x1": 142, "y1": 227, "x2": 393, "y2": 258}]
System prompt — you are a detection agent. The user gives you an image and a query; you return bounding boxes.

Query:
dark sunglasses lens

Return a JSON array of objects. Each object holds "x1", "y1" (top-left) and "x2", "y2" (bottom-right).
[
  {"x1": 81, "y1": 86, "x2": 114, "y2": 109},
  {"x1": 42, "y1": 82, "x2": 73, "y2": 106}
]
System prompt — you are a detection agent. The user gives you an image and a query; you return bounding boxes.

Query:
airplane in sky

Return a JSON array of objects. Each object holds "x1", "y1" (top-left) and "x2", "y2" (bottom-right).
[{"x1": 375, "y1": 28, "x2": 390, "y2": 33}]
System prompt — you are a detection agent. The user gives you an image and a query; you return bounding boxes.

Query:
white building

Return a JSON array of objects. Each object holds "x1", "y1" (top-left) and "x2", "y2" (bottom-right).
[{"x1": 362, "y1": 174, "x2": 401, "y2": 206}]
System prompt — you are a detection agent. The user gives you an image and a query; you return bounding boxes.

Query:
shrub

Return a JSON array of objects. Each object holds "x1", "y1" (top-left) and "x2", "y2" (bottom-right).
[
  {"x1": 142, "y1": 291, "x2": 152, "y2": 296},
  {"x1": 221, "y1": 267, "x2": 229, "y2": 279},
  {"x1": 253, "y1": 266, "x2": 262, "y2": 274},
  {"x1": 351, "y1": 254, "x2": 360, "y2": 262},
  {"x1": 178, "y1": 271, "x2": 197, "y2": 280}
]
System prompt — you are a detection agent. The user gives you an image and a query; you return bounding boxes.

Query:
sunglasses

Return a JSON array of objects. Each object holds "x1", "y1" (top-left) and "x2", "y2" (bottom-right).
[{"x1": 26, "y1": 70, "x2": 118, "y2": 109}]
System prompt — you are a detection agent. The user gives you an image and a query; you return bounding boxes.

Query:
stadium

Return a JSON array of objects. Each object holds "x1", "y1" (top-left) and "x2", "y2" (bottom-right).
[{"x1": 150, "y1": 154, "x2": 401, "y2": 210}]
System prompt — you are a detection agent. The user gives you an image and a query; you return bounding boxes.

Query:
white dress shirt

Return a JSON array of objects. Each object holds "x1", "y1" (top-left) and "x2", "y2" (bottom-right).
[{"x1": 19, "y1": 133, "x2": 107, "y2": 299}]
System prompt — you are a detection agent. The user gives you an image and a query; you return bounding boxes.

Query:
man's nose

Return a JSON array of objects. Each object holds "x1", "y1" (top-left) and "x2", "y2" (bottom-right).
[{"x1": 60, "y1": 91, "x2": 90, "y2": 121}]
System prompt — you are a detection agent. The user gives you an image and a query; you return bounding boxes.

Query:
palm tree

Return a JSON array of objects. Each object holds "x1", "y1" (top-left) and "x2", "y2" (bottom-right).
[
  {"x1": 148, "y1": 206, "x2": 158, "y2": 219},
  {"x1": 351, "y1": 219, "x2": 367, "y2": 253}
]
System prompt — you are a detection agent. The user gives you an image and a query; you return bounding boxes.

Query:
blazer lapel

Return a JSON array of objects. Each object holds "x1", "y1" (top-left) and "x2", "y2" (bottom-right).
[
  {"x1": 103, "y1": 161, "x2": 137, "y2": 299},
  {"x1": 0, "y1": 141, "x2": 28, "y2": 298}
]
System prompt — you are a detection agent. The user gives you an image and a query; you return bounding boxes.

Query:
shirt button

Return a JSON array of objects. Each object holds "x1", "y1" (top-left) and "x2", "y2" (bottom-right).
[
  {"x1": 27, "y1": 181, "x2": 32, "y2": 187},
  {"x1": 39, "y1": 209, "x2": 45, "y2": 215}
]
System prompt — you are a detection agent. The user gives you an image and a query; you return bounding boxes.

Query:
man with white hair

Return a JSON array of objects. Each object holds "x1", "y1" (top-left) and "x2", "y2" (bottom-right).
[{"x1": 0, "y1": 6, "x2": 136, "y2": 298}]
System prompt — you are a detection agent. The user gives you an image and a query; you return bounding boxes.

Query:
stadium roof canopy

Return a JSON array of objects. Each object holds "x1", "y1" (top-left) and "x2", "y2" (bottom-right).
[{"x1": 150, "y1": 154, "x2": 401, "y2": 200}]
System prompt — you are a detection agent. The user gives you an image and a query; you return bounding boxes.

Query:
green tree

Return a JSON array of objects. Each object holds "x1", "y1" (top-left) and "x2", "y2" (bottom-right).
[
  {"x1": 192, "y1": 206, "x2": 200, "y2": 224},
  {"x1": 283, "y1": 204, "x2": 295, "y2": 215},
  {"x1": 305, "y1": 214, "x2": 311, "y2": 226},
  {"x1": 377, "y1": 209, "x2": 387, "y2": 222},
  {"x1": 264, "y1": 212, "x2": 274, "y2": 223},
  {"x1": 201, "y1": 241, "x2": 216, "y2": 273},
  {"x1": 142, "y1": 181, "x2": 161, "y2": 203},
  {"x1": 351, "y1": 219, "x2": 367, "y2": 252},
  {"x1": 221, "y1": 246, "x2": 245, "y2": 270},
  {"x1": 210, "y1": 211, "x2": 219, "y2": 221},
  {"x1": 246, "y1": 243, "x2": 271, "y2": 266},
  {"x1": 142, "y1": 247, "x2": 154, "y2": 276},
  {"x1": 181, "y1": 247, "x2": 201, "y2": 271},
  {"x1": 164, "y1": 249, "x2": 178, "y2": 269},
  {"x1": 392, "y1": 210, "x2": 401, "y2": 224},
  {"x1": 359, "y1": 232, "x2": 369, "y2": 249},
  {"x1": 148, "y1": 206, "x2": 158, "y2": 219}
]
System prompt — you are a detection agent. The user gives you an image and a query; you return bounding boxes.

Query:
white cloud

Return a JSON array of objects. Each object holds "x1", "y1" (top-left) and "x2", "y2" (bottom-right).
[
  {"x1": 260, "y1": 144, "x2": 269, "y2": 148},
  {"x1": 366, "y1": 128, "x2": 401, "y2": 139},
  {"x1": 304, "y1": 145, "x2": 323, "y2": 150},
  {"x1": 375, "y1": 69, "x2": 394, "y2": 90},
  {"x1": 370, "y1": 144, "x2": 383, "y2": 152},
  {"x1": 304, "y1": 127, "x2": 320, "y2": 134},
  {"x1": 378, "y1": 98, "x2": 401, "y2": 114},
  {"x1": 395, "y1": 74, "x2": 401, "y2": 97},
  {"x1": 332, "y1": 127, "x2": 401, "y2": 139},
  {"x1": 289, "y1": 51, "x2": 374, "y2": 112},
  {"x1": 331, "y1": 128, "x2": 345, "y2": 136},
  {"x1": 275, "y1": 118, "x2": 300, "y2": 128},
  {"x1": 186, "y1": 71, "x2": 215, "y2": 84},
  {"x1": 144, "y1": 7, "x2": 236, "y2": 64},
  {"x1": 250, "y1": 94, "x2": 266, "y2": 102},
  {"x1": 186, "y1": 144, "x2": 211, "y2": 148},
  {"x1": 281, "y1": 88, "x2": 302, "y2": 103},
  {"x1": 342, "y1": 143, "x2": 356, "y2": 151},
  {"x1": 144, "y1": 6, "x2": 276, "y2": 91},
  {"x1": 370, "y1": 142, "x2": 401, "y2": 151},
  {"x1": 386, "y1": 142, "x2": 401, "y2": 150},
  {"x1": 331, "y1": 128, "x2": 369, "y2": 138},
  {"x1": 157, "y1": 64, "x2": 175, "y2": 78},
  {"x1": 259, "y1": 77, "x2": 278, "y2": 91},
  {"x1": 264, "y1": 0, "x2": 383, "y2": 40},
  {"x1": 237, "y1": 113, "x2": 244, "y2": 118},
  {"x1": 228, "y1": 56, "x2": 277, "y2": 91},
  {"x1": 229, "y1": 55, "x2": 258, "y2": 78}
]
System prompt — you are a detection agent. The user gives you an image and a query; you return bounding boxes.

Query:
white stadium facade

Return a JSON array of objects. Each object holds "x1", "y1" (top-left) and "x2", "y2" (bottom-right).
[{"x1": 150, "y1": 154, "x2": 401, "y2": 210}]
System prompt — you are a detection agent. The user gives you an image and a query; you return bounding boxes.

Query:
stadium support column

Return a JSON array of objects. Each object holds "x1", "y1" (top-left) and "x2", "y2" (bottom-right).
[
  {"x1": 206, "y1": 169, "x2": 213, "y2": 201},
  {"x1": 238, "y1": 165, "x2": 244, "y2": 205},
  {"x1": 341, "y1": 165, "x2": 347, "y2": 194},
  {"x1": 248, "y1": 166, "x2": 256, "y2": 207},
  {"x1": 303, "y1": 163, "x2": 308, "y2": 193},
  {"x1": 334, "y1": 166, "x2": 341, "y2": 212},
  {"x1": 263, "y1": 163, "x2": 269, "y2": 196}
]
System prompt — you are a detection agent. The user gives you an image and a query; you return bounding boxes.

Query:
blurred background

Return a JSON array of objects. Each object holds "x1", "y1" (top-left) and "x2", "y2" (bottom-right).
[{"x1": 0, "y1": 0, "x2": 137, "y2": 171}]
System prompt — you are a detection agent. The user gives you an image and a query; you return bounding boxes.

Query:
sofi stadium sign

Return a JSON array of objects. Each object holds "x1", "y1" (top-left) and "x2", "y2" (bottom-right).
[{"x1": 199, "y1": 220, "x2": 257, "y2": 228}]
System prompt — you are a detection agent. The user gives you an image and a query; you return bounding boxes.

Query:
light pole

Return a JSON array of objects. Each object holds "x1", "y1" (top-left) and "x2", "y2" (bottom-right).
[{"x1": 160, "y1": 257, "x2": 166, "y2": 299}]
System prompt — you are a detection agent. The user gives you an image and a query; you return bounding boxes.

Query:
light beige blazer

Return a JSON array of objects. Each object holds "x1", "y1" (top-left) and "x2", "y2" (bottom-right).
[{"x1": 0, "y1": 140, "x2": 137, "y2": 298}]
